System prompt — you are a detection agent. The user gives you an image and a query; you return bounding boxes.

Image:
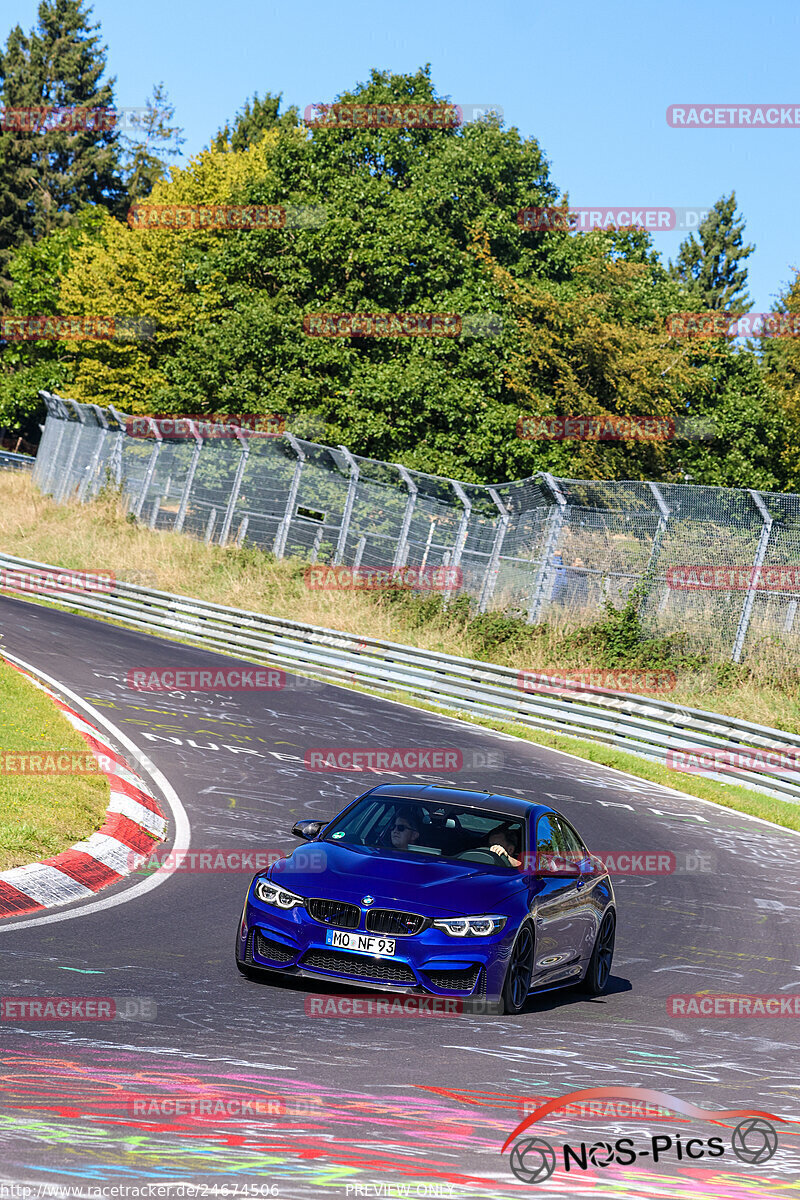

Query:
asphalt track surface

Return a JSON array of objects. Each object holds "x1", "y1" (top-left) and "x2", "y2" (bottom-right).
[{"x1": 1, "y1": 592, "x2": 799, "y2": 1199}]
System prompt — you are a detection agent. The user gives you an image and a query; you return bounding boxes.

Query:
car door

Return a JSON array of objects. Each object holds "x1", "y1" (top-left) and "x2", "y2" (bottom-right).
[{"x1": 530, "y1": 813, "x2": 585, "y2": 985}]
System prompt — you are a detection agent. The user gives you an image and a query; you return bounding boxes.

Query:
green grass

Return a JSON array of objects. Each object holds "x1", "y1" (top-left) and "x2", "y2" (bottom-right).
[{"x1": 0, "y1": 658, "x2": 111, "y2": 870}]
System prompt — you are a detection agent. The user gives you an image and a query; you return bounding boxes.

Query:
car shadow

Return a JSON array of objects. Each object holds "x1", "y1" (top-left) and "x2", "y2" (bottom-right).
[{"x1": 520, "y1": 972, "x2": 631, "y2": 1013}]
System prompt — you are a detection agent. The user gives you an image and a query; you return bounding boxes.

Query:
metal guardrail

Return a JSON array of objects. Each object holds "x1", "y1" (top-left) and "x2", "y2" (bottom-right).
[
  {"x1": 0, "y1": 548, "x2": 798, "y2": 805},
  {"x1": 0, "y1": 450, "x2": 35, "y2": 471}
]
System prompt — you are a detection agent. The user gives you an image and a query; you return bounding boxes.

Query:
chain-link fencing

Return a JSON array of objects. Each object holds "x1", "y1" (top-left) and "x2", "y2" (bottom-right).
[{"x1": 31, "y1": 392, "x2": 800, "y2": 664}]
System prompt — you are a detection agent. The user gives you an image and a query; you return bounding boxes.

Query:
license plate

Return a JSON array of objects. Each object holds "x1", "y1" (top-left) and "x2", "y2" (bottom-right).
[{"x1": 325, "y1": 930, "x2": 396, "y2": 955}]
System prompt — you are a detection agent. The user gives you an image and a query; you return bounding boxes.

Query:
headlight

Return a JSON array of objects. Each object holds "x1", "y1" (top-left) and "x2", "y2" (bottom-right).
[
  {"x1": 254, "y1": 879, "x2": 305, "y2": 909},
  {"x1": 433, "y1": 915, "x2": 507, "y2": 937}
]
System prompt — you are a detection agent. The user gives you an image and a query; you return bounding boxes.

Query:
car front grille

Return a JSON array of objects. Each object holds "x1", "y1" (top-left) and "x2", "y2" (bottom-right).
[
  {"x1": 254, "y1": 931, "x2": 296, "y2": 964},
  {"x1": 424, "y1": 965, "x2": 482, "y2": 992},
  {"x1": 365, "y1": 908, "x2": 426, "y2": 936},
  {"x1": 307, "y1": 898, "x2": 361, "y2": 929},
  {"x1": 302, "y1": 950, "x2": 417, "y2": 984}
]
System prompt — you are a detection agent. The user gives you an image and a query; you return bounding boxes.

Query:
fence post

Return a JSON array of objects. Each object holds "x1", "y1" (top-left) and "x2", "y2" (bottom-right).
[
  {"x1": 393, "y1": 465, "x2": 418, "y2": 569},
  {"x1": 219, "y1": 430, "x2": 250, "y2": 546},
  {"x1": 333, "y1": 447, "x2": 360, "y2": 565},
  {"x1": 132, "y1": 417, "x2": 163, "y2": 521},
  {"x1": 174, "y1": 421, "x2": 203, "y2": 534},
  {"x1": 731, "y1": 489, "x2": 774, "y2": 663},
  {"x1": 527, "y1": 473, "x2": 567, "y2": 623},
  {"x1": 54, "y1": 399, "x2": 86, "y2": 502},
  {"x1": 444, "y1": 481, "x2": 471, "y2": 600},
  {"x1": 204, "y1": 508, "x2": 217, "y2": 545},
  {"x1": 273, "y1": 433, "x2": 306, "y2": 559},
  {"x1": 79, "y1": 404, "x2": 110, "y2": 501},
  {"x1": 37, "y1": 400, "x2": 68, "y2": 493},
  {"x1": 478, "y1": 488, "x2": 511, "y2": 612}
]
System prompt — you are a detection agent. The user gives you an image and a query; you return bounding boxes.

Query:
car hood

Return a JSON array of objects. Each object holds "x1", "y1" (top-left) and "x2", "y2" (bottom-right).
[{"x1": 266, "y1": 841, "x2": 524, "y2": 916}]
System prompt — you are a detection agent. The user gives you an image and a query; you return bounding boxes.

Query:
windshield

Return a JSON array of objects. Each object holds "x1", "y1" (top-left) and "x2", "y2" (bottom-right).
[{"x1": 323, "y1": 797, "x2": 526, "y2": 869}]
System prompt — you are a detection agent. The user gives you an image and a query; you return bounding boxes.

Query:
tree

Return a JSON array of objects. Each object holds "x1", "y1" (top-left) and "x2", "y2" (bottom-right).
[
  {"x1": 669, "y1": 193, "x2": 754, "y2": 312},
  {"x1": 120, "y1": 83, "x2": 185, "y2": 203},
  {"x1": 0, "y1": 0, "x2": 124, "y2": 302},
  {"x1": 211, "y1": 92, "x2": 298, "y2": 153}
]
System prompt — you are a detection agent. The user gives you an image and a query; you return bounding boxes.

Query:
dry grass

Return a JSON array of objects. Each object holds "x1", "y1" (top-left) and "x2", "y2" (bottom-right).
[
  {"x1": 1, "y1": 471, "x2": 799, "y2": 741},
  {"x1": 0, "y1": 657, "x2": 110, "y2": 870}
]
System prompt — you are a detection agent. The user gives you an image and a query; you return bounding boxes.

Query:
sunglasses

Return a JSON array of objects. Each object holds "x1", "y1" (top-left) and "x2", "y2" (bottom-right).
[{"x1": 392, "y1": 823, "x2": 413, "y2": 832}]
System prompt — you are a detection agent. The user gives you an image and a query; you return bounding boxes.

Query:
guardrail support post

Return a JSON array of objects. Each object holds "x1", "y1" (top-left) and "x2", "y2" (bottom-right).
[
  {"x1": 334, "y1": 447, "x2": 360, "y2": 566},
  {"x1": 175, "y1": 421, "x2": 203, "y2": 534},
  {"x1": 478, "y1": 488, "x2": 511, "y2": 612},
  {"x1": 273, "y1": 434, "x2": 306, "y2": 559},
  {"x1": 393, "y1": 465, "x2": 418, "y2": 570},
  {"x1": 527, "y1": 473, "x2": 567, "y2": 623},
  {"x1": 219, "y1": 431, "x2": 250, "y2": 546},
  {"x1": 731, "y1": 490, "x2": 774, "y2": 663}
]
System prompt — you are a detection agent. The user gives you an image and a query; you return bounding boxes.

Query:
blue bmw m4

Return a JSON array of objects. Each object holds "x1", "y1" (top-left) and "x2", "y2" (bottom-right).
[{"x1": 235, "y1": 783, "x2": 616, "y2": 1014}]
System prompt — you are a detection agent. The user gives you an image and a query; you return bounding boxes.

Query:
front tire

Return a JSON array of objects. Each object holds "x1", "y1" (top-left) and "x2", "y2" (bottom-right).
[
  {"x1": 580, "y1": 909, "x2": 615, "y2": 996},
  {"x1": 500, "y1": 922, "x2": 535, "y2": 1014}
]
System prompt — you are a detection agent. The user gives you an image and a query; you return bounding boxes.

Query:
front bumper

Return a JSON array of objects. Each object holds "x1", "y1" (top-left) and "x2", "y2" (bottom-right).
[{"x1": 239, "y1": 897, "x2": 514, "y2": 997}]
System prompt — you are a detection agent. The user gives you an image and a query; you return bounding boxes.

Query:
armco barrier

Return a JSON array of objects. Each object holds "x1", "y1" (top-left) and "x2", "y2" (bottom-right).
[
  {"x1": 0, "y1": 450, "x2": 34, "y2": 471},
  {"x1": 1, "y1": 549, "x2": 799, "y2": 805}
]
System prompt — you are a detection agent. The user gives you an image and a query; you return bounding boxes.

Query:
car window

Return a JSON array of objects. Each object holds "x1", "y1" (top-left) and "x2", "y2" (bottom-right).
[
  {"x1": 553, "y1": 816, "x2": 587, "y2": 860},
  {"x1": 536, "y1": 814, "x2": 561, "y2": 854}
]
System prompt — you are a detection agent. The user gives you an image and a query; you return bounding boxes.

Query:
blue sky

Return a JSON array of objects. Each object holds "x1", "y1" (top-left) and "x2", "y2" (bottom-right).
[{"x1": 9, "y1": 0, "x2": 800, "y2": 313}]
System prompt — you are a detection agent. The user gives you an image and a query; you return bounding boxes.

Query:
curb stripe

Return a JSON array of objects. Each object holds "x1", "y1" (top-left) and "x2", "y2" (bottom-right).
[
  {"x1": 0, "y1": 881, "x2": 44, "y2": 917},
  {"x1": 98, "y1": 812, "x2": 160, "y2": 855},
  {"x1": 0, "y1": 863, "x2": 94, "y2": 906},
  {"x1": 41, "y1": 851, "x2": 123, "y2": 892}
]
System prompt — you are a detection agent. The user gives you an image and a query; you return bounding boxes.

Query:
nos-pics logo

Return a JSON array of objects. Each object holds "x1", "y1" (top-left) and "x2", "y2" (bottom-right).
[{"x1": 502, "y1": 1087, "x2": 788, "y2": 1185}]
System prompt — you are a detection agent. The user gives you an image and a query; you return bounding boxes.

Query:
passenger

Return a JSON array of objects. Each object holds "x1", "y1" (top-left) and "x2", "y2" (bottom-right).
[
  {"x1": 389, "y1": 807, "x2": 421, "y2": 852},
  {"x1": 488, "y1": 824, "x2": 522, "y2": 868}
]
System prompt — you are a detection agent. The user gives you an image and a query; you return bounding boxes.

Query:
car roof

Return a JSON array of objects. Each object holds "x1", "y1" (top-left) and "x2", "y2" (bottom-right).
[{"x1": 361, "y1": 783, "x2": 553, "y2": 820}]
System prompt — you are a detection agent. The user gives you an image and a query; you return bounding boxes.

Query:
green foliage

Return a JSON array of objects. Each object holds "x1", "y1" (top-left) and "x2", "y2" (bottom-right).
[
  {"x1": 120, "y1": 82, "x2": 186, "y2": 202},
  {"x1": 669, "y1": 193, "x2": 754, "y2": 312},
  {"x1": 0, "y1": 0, "x2": 126, "y2": 301}
]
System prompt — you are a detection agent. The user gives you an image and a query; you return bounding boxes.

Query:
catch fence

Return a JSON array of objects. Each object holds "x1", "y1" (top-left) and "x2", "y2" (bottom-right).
[{"x1": 31, "y1": 392, "x2": 800, "y2": 663}]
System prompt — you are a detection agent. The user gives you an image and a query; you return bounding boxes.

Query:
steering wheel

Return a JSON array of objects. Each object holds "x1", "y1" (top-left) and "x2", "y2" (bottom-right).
[{"x1": 453, "y1": 848, "x2": 505, "y2": 865}]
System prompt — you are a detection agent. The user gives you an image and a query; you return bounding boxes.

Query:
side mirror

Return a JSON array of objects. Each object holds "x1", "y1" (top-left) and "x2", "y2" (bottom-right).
[{"x1": 292, "y1": 819, "x2": 326, "y2": 841}]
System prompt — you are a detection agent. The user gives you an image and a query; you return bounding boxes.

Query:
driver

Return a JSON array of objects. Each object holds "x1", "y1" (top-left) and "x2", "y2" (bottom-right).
[
  {"x1": 487, "y1": 824, "x2": 522, "y2": 868},
  {"x1": 389, "y1": 807, "x2": 421, "y2": 852}
]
